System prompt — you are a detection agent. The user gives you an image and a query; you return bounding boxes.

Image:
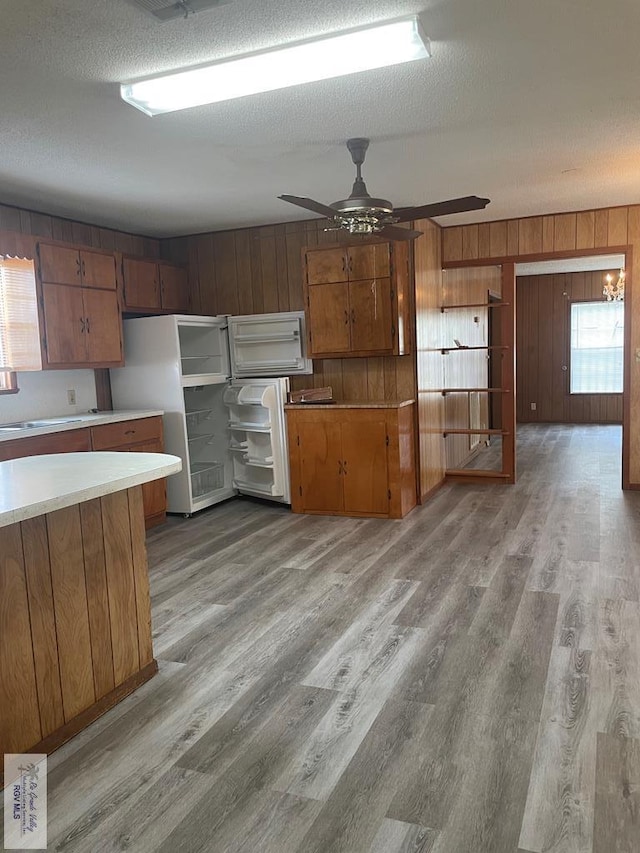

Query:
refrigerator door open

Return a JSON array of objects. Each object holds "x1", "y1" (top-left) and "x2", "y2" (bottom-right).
[
  {"x1": 228, "y1": 312, "x2": 312, "y2": 378},
  {"x1": 223, "y1": 377, "x2": 291, "y2": 503}
]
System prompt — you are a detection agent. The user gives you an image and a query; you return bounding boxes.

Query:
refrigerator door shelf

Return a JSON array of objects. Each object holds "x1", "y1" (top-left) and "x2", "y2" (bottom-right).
[{"x1": 228, "y1": 422, "x2": 272, "y2": 432}]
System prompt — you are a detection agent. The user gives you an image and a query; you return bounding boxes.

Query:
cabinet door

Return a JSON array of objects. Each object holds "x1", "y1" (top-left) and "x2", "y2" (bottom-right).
[
  {"x1": 83, "y1": 288, "x2": 123, "y2": 364},
  {"x1": 297, "y1": 420, "x2": 344, "y2": 512},
  {"x1": 306, "y1": 248, "x2": 347, "y2": 284},
  {"x1": 123, "y1": 258, "x2": 160, "y2": 310},
  {"x1": 80, "y1": 251, "x2": 117, "y2": 290},
  {"x1": 307, "y1": 282, "x2": 351, "y2": 355},
  {"x1": 131, "y1": 439, "x2": 166, "y2": 524},
  {"x1": 39, "y1": 244, "x2": 81, "y2": 286},
  {"x1": 348, "y1": 243, "x2": 390, "y2": 281},
  {"x1": 160, "y1": 264, "x2": 190, "y2": 312},
  {"x1": 341, "y1": 416, "x2": 389, "y2": 515},
  {"x1": 42, "y1": 283, "x2": 86, "y2": 364},
  {"x1": 349, "y1": 277, "x2": 393, "y2": 353}
]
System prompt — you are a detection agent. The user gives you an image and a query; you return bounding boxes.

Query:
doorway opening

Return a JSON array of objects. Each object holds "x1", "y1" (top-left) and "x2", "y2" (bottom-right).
[{"x1": 515, "y1": 252, "x2": 626, "y2": 485}]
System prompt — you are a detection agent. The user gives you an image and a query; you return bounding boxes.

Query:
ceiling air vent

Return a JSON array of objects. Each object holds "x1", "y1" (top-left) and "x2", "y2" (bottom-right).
[{"x1": 130, "y1": 0, "x2": 233, "y2": 22}]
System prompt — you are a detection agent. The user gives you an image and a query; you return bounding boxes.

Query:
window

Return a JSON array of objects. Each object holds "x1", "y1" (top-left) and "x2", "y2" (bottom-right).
[
  {"x1": 570, "y1": 300, "x2": 624, "y2": 394},
  {"x1": 0, "y1": 256, "x2": 41, "y2": 392}
]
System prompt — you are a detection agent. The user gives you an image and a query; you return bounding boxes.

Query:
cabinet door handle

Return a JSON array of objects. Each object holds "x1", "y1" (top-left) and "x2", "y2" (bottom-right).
[
  {"x1": 342, "y1": 255, "x2": 346, "y2": 274},
  {"x1": 80, "y1": 317, "x2": 86, "y2": 333},
  {"x1": 338, "y1": 460, "x2": 343, "y2": 475},
  {"x1": 81, "y1": 259, "x2": 86, "y2": 279},
  {"x1": 348, "y1": 257, "x2": 353, "y2": 273},
  {"x1": 343, "y1": 459, "x2": 348, "y2": 475},
  {"x1": 125, "y1": 429, "x2": 136, "y2": 435},
  {"x1": 75, "y1": 257, "x2": 81, "y2": 277},
  {"x1": 344, "y1": 309, "x2": 349, "y2": 325},
  {"x1": 351, "y1": 309, "x2": 355, "y2": 323},
  {"x1": 85, "y1": 316, "x2": 90, "y2": 333}
]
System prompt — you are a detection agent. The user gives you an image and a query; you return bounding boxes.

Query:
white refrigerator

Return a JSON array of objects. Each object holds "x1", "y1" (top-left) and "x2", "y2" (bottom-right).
[{"x1": 109, "y1": 312, "x2": 312, "y2": 515}]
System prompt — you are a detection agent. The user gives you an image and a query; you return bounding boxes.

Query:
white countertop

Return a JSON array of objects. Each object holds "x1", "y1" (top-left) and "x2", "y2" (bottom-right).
[
  {"x1": 0, "y1": 452, "x2": 182, "y2": 528},
  {"x1": 0, "y1": 410, "x2": 164, "y2": 443}
]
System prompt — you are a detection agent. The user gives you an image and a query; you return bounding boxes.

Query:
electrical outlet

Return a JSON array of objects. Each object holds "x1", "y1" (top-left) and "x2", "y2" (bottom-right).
[
  {"x1": 530, "y1": 402, "x2": 537, "y2": 411},
  {"x1": 67, "y1": 389, "x2": 76, "y2": 406}
]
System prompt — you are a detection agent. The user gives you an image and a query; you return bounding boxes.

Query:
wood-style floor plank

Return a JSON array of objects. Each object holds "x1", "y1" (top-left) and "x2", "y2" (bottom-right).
[{"x1": 42, "y1": 424, "x2": 640, "y2": 853}]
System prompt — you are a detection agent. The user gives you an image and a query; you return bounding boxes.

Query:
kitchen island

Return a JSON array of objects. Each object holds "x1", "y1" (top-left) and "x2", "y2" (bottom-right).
[{"x1": 0, "y1": 451, "x2": 181, "y2": 761}]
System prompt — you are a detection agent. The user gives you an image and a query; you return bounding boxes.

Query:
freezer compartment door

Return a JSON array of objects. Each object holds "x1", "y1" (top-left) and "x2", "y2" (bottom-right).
[
  {"x1": 177, "y1": 314, "x2": 230, "y2": 383},
  {"x1": 225, "y1": 378, "x2": 291, "y2": 503},
  {"x1": 228, "y1": 312, "x2": 312, "y2": 378}
]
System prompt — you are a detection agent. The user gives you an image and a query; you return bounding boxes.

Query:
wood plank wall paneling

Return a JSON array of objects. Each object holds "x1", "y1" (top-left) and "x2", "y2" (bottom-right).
[
  {"x1": 442, "y1": 204, "x2": 640, "y2": 485},
  {"x1": 413, "y1": 219, "x2": 445, "y2": 498},
  {"x1": 517, "y1": 270, "x2": 623, "y2": 424},
  {"x1": 0, "y1": 201, "x2": 162, "y2": 411},
  {"x1": 162, "y1": 219, "x2": 418, "y2": 406},
  {"x1": 0, "y1": 524, "x2": 43, "y2": 753}
]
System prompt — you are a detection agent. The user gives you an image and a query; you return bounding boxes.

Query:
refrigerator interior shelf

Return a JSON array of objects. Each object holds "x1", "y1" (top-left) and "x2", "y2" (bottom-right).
[
  {"x1": 187, "y1": 434, "x2": 214, "y2": 442},
  {"x1": 235, "y1": 359, "x2": 300, "y2": 370},
  {"x1": 233, "y1": 479, "x2": 274, "y2": 495},
  {"x1": 182, "y1": 374, "x2": 230, "y2": 388},
  {"x1": 233, "y1": 332, "x2": 299, "y2": 343},
  {"x1": 242, "y1": 456, "x2": 274, "y2": 468},
  {"x1": 181, "y1": 355, "x2": 220, "y2": 360},
  {"x1": 228, "y1": 422, "x2": 272, "y2": 432}
]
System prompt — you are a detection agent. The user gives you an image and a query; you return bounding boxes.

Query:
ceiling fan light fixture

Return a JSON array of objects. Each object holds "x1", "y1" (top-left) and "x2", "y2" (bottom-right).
[{"x1": 120, "y1": 16, "x2": 430, "y2": 116}]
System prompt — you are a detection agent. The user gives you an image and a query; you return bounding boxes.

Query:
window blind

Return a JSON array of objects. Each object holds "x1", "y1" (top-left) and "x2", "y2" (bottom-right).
[
  {"x1": 0, "y1": 256, "x2": 41, "y2": 375},
  {"x1": 570, "y1": 300, "x2": 623, "y2": 394}
]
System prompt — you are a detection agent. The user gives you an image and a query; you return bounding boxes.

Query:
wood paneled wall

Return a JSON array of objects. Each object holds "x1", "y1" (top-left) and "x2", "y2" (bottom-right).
[
  {"x1": 0, "y1": 202, "x2": 161, "y2": 260},
  {"x1": 413, "y1": 219, "x2": 445, "y2": 499},
  {"x1": 517, "y1": 270, "x2": 623, "y2": 424},
  {"x1": 163, "y1": 220, "x2": 417, "y2": 404},
  {"x1": 442, "y1": 205, "x2": 640, "y2": 485}
]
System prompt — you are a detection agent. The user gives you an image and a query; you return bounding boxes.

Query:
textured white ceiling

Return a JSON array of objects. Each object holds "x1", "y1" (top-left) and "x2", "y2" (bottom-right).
[{"x1": 1, "y1": 1, "x2": 639, "y2": 237}]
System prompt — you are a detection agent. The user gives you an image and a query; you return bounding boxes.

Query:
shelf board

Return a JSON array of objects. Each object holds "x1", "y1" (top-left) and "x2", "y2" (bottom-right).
[
  {"x1": 443, "y1": 428, "x2": 508, "y2": 436},
  {"x1": 440, "y1": 345, "x2": 510, "y2": 354},
  {"x1": 440, "y1": 302, "x2": 510, "y2": 311},
  {"x1": 441, "y1": 388, "x2": 511, "y2": 395}
]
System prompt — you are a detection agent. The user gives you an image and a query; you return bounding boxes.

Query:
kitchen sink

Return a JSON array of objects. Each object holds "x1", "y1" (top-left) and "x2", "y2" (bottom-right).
[{"x1": 0, "y1": 418, "x2": 83, "y2": 431}]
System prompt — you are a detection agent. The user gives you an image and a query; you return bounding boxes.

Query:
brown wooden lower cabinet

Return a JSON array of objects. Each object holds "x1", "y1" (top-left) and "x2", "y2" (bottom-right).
[
  {"x1": 0, "y1": 417, "x2": 166, "y2": 528},
  {"x1": 286, "y1": 402, "x2": 416, "y2": 519},
  {"x1": 0, "y1": 487, "x2": 156, "y2": 760},
  {"x1": 90, "y1": 417, "x2": 166, "y2": 528}
]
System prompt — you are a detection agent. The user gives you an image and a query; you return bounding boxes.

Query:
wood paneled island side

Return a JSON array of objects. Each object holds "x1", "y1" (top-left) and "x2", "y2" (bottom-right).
[{"x1": 0, "y1": 451, "x2": 181, "y2": 762}]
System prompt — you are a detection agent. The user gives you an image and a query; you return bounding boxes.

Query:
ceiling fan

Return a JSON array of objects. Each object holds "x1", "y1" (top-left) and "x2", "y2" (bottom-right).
[{"x1": 279, "y1": 138, "x2": 490, "y2": 241}]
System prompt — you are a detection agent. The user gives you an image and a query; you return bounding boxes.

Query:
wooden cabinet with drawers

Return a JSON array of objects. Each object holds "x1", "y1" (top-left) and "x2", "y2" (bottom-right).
[
  {"x1": 37, "y1": 242, "x2": 123, "y2": 368},
  {"x1": 90, "y1": 417, "x2": 166, "y2": 528},
  {"x1": 286, "y1": 402, "x2": 416, "y2": 519},
  {"x1": 122, "y1": 257, "x2": 190, "y2": 313},
  {"x1": 303, "y1": 240, "x2": 410, "y2": 358}
]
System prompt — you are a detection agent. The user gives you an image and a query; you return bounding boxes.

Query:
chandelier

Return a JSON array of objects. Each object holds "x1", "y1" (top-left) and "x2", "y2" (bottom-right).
[{"x1": 603, "y1": 268, "x2": 625, "y2": 301}]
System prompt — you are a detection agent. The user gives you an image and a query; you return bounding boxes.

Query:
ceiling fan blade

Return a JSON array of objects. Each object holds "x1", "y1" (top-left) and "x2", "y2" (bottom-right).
[
  {"x1": 394, "y1": 195, "x2": 491, "y2": 222},
  {"x1": 278, "y1": 195, "x2": 338, "y2": 219},
  {"x1": 377, "y1": 224, "x2": 423, "y2": 241}
]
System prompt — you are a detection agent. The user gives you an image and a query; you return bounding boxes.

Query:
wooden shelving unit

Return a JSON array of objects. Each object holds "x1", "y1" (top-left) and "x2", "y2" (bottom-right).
[{"x1": 439, "y1": 263, "x2": 516, "y2": 485}]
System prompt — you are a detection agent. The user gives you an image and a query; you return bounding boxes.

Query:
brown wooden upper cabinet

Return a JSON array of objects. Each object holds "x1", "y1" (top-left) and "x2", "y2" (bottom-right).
[
  {"x1": 303, "y1": 240, "x2": 410, "y2": 358},
  {"x1": 37, "y1": 242, "x2": 123, "y2": 368},
  {"x1": 39, "y1": 243, "x2": 117, "y2": 290},
  {"x1": 122, "y1": 257, "x2": 190, "y2": 313}
]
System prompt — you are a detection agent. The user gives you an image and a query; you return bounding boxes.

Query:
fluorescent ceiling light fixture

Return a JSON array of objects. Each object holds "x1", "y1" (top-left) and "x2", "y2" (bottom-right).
[{"x1": 120, "y1": 16, "x2": 430, "y2": 116}]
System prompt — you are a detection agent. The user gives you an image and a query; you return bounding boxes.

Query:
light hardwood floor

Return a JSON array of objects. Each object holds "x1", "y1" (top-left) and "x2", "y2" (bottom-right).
[{"x1": 46, "y1": 424, "x2": 640, "y2": 852}]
